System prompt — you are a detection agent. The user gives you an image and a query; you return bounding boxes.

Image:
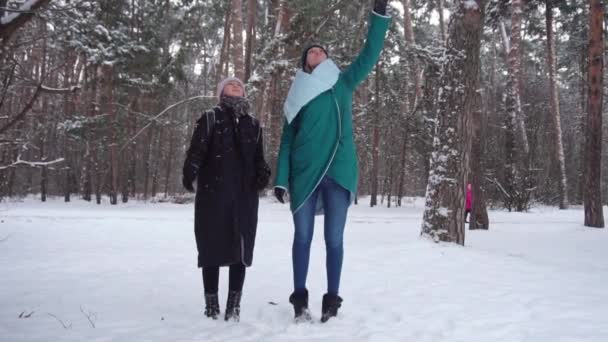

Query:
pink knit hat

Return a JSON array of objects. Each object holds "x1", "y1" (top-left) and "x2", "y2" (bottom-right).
[{"x1": 217, "y1": 77, "x2": 246, "y2": 98}]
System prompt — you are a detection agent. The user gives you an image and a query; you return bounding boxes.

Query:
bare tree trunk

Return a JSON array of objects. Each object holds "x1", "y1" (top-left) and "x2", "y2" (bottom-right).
[
  {"x1": 370, "y1": 65, "x2": 381, "y2": 207},
  {"x1": 437, "y1": 0, "x2": 447, "y2": 43},
  {"x1": 163, "y1": 126, "x2": 175, "y2": 197},
  {"x1": 421, "y1": 0, "x2": 485, "y2": 245},
  {"x1": 584, "y1": 0, "x2": 605, "y2": 228},
  {"x1": 387, "y1": 158, "x2": 394, "y2": 208},
  {"x1": 40, "y1": 137, "x2": 47, "y2": 202},
  {"x1": 81, "y1": 65, "x2": 95, "y2": 202},
  {"x1": 231, "y1": 0, "x2": 245, "y2": 80},
  {"x1": 63, "y1": 49, "x2": 75, "y2": 202},
  {"x1": 216, "y1": 8, "x2": 232, "y2": 86},
  {"x1": 124, "y1": 95, "x2": 138, "y2": 202},
  {"x1": 499, "y1": 7, "x2": 530, "y2": 211},
  {"x1": 150, "y1": 124, "x2": 164, "y2": 198},
  {"x1": 142, "y1": 116, "x2": 155, "y2": 201},
  {"x1": 577, "y1": 46, "x2": 587, "y2": 205},
  {"x1": 99, "y1": 64, "x2": 118, "y2": 205},
  {"x1": 396, "y1": 126, "x2": 408, "y2": 206},
  {"x1": 503, "y1": 0, "x2": 529, "y2": 155},
  {"x1": 244, "y1": 0, "x2": 257, "y2": 82},
  {"x1": 402, "y1": 0, "x2": 422, "y2": 106},
  {"x1": 545, "y1": 1, "x2": 569, "y2": 210},
  {"x1": 469, "y1": 72, "x2": 489, "y2": 230}
]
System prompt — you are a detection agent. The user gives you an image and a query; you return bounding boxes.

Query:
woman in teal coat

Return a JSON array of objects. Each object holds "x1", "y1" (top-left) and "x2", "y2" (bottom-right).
[{"x1": 274, "y1": 0, "x2": 391, "y2": 323}]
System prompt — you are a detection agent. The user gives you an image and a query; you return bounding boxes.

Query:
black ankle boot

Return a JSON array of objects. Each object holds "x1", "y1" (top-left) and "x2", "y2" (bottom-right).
[
  {"x1": 320, "y1": 293, "x2": 343, "y2": 323},
  {"x1": 225, "y1": 290, "x2": 242, "y2": 322},
  {"x1": 204, "y1": 293, "x2": 220, "y2": 319},
  {"x1": 289, "y1": 289, "x2": 312, "y2": 322}
]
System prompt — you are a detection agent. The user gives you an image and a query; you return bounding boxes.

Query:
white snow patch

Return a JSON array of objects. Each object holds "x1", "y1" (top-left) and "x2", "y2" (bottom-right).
[{"x1": 0, "y1": 198, "x2": 607, "y2": 341}]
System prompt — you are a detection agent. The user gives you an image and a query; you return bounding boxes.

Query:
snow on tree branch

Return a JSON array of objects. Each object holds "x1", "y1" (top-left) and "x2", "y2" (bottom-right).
[
  {"x1": 40, "y1": 84, "x2": 81, "y2": 94},
  {"x1": 0, "y1": 155, "x2": 65, "y2": 170},
  {"x1": 0, "y1": 0, "x2": 46, "y2": 26}
]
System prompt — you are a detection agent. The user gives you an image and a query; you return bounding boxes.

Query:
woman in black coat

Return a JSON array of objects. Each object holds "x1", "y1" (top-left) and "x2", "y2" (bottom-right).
[{"x1": 182, "y1": 77, "x2": 270, "y2": 322}]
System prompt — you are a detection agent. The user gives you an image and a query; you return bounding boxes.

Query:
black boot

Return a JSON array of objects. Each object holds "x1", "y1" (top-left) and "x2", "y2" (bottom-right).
[
  {"x1": 320, "y1": 293, "x2": 343, "y2": 323},
  {"x1": 289, "y1": 289, "x2": 312, "y2": 322},
  {"x1": 225, "y1": 290, "x2": 242, "y2": 322},
  {"x1": 204, "y1": 293, "x2": 220, "y2": 319}
]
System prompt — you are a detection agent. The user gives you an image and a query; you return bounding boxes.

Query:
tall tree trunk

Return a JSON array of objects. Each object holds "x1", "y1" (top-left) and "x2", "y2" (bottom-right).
[
  {"x1": 577, "y1": 45, "x2": 587, "y2": 205},
  {"x1": 81, "y1": 65, "x2": 95, "y2": 202},
  {"x1": 501, "y1": 6, "x2": 529, "y2": 156},
  {"x1": 244, "y1": 0, "x2": 257, "y2": 82},
  {"x1": 509, "y1": 4, "x2": 529, "y2": 155},
  {"x1": 545, "y1": 1, "x2": 568, "y2": 210},
  {"x1": 40, "y1": 137, "x2": 47, "y2": 202},
  {"x1": 125, "y1": 95, "x2": 138, "y2": 202},
  {"x1": 143, "y1": 117, "x2": 156, "y2": 201},
  {"x1": 402, "y1": 0, "x2": 422, "y2": 107},
  {"x1": 150, "y1": 124, "x2": 164, "y2": 198},
  {"x1": 62, "y1": 49, "x2": 75, "y2": 202},
  {"x1": 437, "y1": 0, "x2": 447, "y2": 43},
  {"x1": 469, "y1": 71, "x2": 489, "y2": 230},
  {"x1": 370, "y1": 65, "x2": 381, "y2": 207},
  {"x1": 500, "y1": 9, "x2": 530, "y2": 211},
  {"x1": 421, "y1": 0, "x2": 485, "y2": 245},
  {"x1": 216, "y1": 7, "x2": 232, "y2": 86},
  {"x1": 231, "y1": 0, "x2": 245, "y2": 80},
  {"x1": 584, "y1": 0, "x2": 605, "y2": 228},
  {"x1": 396, "y1": 126, "x2": 408, "y2": 206},
  {"x1": 163, "y1": 126, "x2": 175, "y2": 197},
  {"x1": 100, "y1": 64, "x2": 118, "y2": 205}
]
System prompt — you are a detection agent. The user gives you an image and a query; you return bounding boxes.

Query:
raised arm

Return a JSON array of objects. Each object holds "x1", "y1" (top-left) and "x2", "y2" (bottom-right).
[{"x1": 340, "y1": 1, "x2": 391, "y2": 91}]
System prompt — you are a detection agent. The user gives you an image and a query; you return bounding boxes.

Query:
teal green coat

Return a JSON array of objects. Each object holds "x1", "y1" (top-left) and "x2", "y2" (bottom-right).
[{"x1": 275, "y1": 12, "x2": 391, "y2": 213}]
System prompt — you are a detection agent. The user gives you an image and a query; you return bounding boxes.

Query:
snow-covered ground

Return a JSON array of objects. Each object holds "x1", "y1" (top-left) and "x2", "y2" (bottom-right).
[{"x1": 1, "y1": 197, "x2": 607, "y2": 342}]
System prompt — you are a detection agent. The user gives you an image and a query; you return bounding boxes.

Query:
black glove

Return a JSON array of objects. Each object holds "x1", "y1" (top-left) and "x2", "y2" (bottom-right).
[
  {"x1": 182, "y1": 176, "x2": 195, "y2": 193},
  {"x1": 373, "y1": 0, "x2": 388, "y2": 15},
  {"x1": 274, "y1": 187, "x2": 286, "y2": 204}
]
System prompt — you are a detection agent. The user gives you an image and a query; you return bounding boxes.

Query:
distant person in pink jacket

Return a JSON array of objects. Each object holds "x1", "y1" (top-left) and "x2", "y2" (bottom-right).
[{"x1": 465, "y1": 183, "x2": 473, "y2": 223}]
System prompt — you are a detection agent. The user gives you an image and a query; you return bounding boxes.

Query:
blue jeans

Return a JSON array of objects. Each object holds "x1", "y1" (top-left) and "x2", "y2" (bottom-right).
[{"x1": 292, "y1": 176, "x2": 350, "y2": 295}]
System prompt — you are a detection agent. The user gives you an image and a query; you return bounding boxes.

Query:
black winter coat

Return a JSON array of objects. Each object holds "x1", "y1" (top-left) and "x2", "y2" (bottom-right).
[{"x1": 183, "y1": 105, "x2": 270, "y2": 268}]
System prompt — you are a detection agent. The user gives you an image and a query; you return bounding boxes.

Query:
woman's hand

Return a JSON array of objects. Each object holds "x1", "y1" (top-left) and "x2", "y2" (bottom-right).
[
  {"x1": 274, "y1": 187, "x2": 286, "y2": 204},
  {"x1": 373, "y1": 0, "x2": 388, "y2": 15}
]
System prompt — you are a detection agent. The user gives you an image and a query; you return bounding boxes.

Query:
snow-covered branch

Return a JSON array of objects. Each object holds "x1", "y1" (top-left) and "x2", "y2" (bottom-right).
[
  {"x1": 0, "y1": 156, "x2": 65, "y2": 170},
  {"x1": 40, "y1": 84, "x2": 81, "y2": 94},
  {"x1": 0, "y1": 0, "x2": 48, "y2": 25},
  {"x1": 0, "y1": 0, "x2": 51, "y2": 42},
  {"x1": 118, "y1": 95, "x2": 216, "y2": 153}
]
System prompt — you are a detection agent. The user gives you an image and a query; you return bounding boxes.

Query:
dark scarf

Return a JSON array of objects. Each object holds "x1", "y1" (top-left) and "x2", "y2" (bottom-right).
[{"x1": 220, "y1": 95, "x2": 250, "y2": 118}]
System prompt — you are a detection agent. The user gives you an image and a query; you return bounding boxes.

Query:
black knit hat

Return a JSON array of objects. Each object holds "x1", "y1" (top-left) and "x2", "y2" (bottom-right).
[{"x1": 301, "y1": 44, "x2": 329, "y2": 70}]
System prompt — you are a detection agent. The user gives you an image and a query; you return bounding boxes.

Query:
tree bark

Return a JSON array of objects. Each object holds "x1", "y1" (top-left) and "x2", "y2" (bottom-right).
[
  {"x1": 402, "y1": 0, "x2": 422, "y2": 107},
  {"x1": 370, "y1": 65, "x2": 381, "y2": 207},
  {"x1": 502, "y1": 3, "x2": 529, "y2": 156},
  {"x1": 584, "y1": 0, "x2": 605, "y2": 228},
  {"x1": 216, "y1": 7, "x2": 232, "y2": 86},
  {"x1": 437, "y1": 0, "x2": 447, "y2": 43},
  {"x1": 244, "y1": 0, "x2": 257, "y2": 82},
  {"x1": 421, "y1": 0, "x2": 485, "y2": 245},
  {"x1": 545, "y1": 1, "x2": 569, "y2": 210},
  {"x1": 99, "y1": 64, "x2": 118, "y2": 205},
  {"x1": 231, "y1": 0, "x2": 245, "y2": 80},
  {"x1": 469, "y1": 71, "x2": 489, "y2": 230}
]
